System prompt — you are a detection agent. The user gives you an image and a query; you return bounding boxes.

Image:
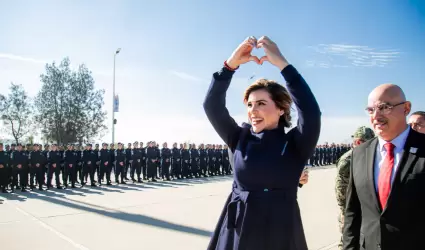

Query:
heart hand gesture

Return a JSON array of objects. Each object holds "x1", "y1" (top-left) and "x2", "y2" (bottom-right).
[
  {"x1": 226, "y1": 36, "x2": 261, "y2": 69},
  {"x1": 257, "y1": 36, "x2": 289, "y2": 71}
]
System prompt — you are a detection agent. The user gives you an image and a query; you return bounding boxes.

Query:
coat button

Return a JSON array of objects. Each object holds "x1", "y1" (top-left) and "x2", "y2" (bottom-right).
[{"x1": 264, "y1": 189, "x2": 269, "y2": 192}]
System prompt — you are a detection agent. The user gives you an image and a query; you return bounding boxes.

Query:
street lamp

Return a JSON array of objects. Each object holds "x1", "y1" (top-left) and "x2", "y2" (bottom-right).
[{"x1": 112, "y1": 48, "x2": 121, "y2": 144}]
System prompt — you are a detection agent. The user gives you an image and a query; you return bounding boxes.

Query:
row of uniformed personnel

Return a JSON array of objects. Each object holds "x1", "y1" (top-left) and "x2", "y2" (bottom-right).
[{"x1": 0, "y1": 141, "x2": 232, "y2": 193}]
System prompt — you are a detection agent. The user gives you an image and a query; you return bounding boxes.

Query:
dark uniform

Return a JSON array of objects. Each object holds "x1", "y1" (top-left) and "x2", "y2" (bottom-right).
[
  {"x1": 171, "y1": 144, "x2": 181, "y2": 179},
  {"x1": 181, "y1": 146, "x2": 190, "y2": 178},
  {"x1": 114, "y1": 143, "x2": 126, "y2": 184},
  {"x1": 29, "y1": 144, "x2": 47, "y2": 190},
  {"x1": 99, "y1": 143, "x2": 112, "y2": 185},
  {"x1": 160, "y1": 144, "x2": 171, "y2": 180},
  {"x1": 82, "y1": 144, "x2": 98, "y2": 186},
  {"x1": 146, "y1": 142, "x2": 158, "y2": 181},
  {"x1": 0, "y1": 143, "x2": 10, "y2": 192},
  {"x1": 47, "y1": 146, "x2": 63, "y2": 189},
  {"x1": 199, "y1": 145, "x2": 208, "y2": 177},
  {"x1": 11, "y1": 145, "x2": 29, "y2": 191},
  {"x1": 130, "y1": 142, "x2": 143, "y2": 183},
  {"x1": 190, "y1": 145, "x2": 200, "y2": 177},
  {"x1": 63, "y1": 145, "x2": 78, "y2": 188},
  {"x1": 125, "y1": 143, "x2": 132, "y2": 180},
  {"x1": 222, "y1": 146, "x2": 231, "y2": 175}
]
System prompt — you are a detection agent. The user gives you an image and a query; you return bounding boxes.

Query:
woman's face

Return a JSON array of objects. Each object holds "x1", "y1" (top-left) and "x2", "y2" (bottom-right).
[{"x1": 246, "y1": 89, "x2": 282, "y2": 133}]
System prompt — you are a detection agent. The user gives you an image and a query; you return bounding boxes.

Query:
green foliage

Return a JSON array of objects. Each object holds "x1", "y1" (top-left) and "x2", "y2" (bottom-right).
[
  {"x1": 0, "y1": 83, "x2": 34, "y2": 144},
  {"x1": 35, "y1": 57, "x2": 107, "y2": 145}
]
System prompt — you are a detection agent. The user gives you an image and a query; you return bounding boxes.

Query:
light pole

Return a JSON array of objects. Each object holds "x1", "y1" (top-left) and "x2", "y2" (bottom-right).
[{"x1": 112, "y1": 48, "x2": 121, "y2": 144}]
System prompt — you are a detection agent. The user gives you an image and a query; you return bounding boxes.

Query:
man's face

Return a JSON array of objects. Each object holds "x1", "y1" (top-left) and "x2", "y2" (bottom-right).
[
  {"x1": 409, "y1": 114, "x2": 425, "y2": 134},
  {"x1": 367, "y1": 92, "x2": 410, "y2": 140}
]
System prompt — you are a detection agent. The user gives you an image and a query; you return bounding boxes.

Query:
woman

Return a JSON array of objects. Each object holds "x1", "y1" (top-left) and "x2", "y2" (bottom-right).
[{"x1": 203, "y1": 36, "x2": 321, "y2": 250}]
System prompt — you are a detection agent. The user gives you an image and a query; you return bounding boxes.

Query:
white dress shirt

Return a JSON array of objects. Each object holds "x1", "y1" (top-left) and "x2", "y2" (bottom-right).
[{"x1": 374, "y1": 126, "x2": 410, "y2": 192}]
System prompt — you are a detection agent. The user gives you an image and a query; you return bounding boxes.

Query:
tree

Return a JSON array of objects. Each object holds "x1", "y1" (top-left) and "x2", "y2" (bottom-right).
[
  {"x1": 0, "y1": 83, "x2": 34, "y2": 144},
  {"x1": 35, "y1": 57, "x2": 107, "y2": 145}
]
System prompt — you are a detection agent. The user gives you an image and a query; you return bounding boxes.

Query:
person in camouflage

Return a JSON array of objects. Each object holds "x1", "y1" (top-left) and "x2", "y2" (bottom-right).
[{"x1": 335, "y1": 126, "x2": 375, "y2": 250}]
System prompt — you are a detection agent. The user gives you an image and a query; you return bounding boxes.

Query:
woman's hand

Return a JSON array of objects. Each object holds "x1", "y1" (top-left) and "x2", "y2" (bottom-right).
[
  {"x1": 226, "y1": 36, "x2": 261, "y2": 69},
  {"x1": 299, "y1": 170, "x2": 309, "y2": 185},
  {"x1": 257, "y1": 36, "x2": 289, "y2": 71}
]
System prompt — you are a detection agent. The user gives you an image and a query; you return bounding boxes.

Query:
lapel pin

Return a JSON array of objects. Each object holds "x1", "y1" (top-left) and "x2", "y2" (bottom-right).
[{"x1": 410, "y1": 147, "x2": 418, "y2": 154}]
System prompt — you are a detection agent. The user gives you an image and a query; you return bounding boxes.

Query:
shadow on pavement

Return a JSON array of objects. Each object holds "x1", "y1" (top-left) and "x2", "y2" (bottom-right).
[{"x1": 6, "y1": 191, "x2": 213, "y2": 238}]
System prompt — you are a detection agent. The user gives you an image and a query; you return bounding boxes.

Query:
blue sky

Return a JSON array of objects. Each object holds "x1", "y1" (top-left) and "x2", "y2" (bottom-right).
[{"x1": 1, "y1": 0, "x2": 424, "y2": 145}]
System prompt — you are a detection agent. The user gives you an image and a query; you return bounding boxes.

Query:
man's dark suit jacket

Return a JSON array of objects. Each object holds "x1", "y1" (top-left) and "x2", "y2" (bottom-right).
[{"x1": 343, "y1": 128, "x2": 425, "y2": 250}]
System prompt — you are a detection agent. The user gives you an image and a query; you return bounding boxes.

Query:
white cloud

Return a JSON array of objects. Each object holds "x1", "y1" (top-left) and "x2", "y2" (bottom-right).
[
  {"x1": 306, "y1": 44, "x2": 401, "y2": 68},
  {"x1": 0, "y1": 53, "x2": 47, "y2": 64},
  {"x1": 169, "y1": 70, "x2": 203, "y2": 82}
]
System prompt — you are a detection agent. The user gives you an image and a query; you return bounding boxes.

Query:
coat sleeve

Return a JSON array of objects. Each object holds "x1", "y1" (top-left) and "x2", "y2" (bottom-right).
[
  {"x1": 342, "y1": 150, "x2": 361, "y2": 250},
  {"x1": 203, "y1": 67, "x2": 242, "y2": 150},
  {"x1": 282, "y1": 65, "x2": 321, "y2": 160}
]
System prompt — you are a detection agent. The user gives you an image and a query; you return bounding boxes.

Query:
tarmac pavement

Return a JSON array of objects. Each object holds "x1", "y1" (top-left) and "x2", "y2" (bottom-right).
[{"x1": 0, "y1": 166, "x2": 339, "y2": 250}]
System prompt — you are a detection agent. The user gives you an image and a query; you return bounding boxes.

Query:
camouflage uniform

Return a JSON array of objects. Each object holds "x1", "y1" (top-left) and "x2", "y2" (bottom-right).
[{"x1": 335, "y1": 126, "x2": 375, "y2": 250}]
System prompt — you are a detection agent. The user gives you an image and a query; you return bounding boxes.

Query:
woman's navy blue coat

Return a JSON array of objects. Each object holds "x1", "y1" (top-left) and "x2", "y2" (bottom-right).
[{"x1": 203, "y1": 65, "x2": 321, "y2": 250}]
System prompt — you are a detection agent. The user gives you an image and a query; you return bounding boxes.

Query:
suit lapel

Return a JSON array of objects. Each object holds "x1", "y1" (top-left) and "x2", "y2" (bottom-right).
[
  {"x1": 399, "y1": 129, "x2": 420, "y2": 183},
  {"x1": 383, "y1": 129, "x2": 420, "y2": 213},
  {"x1": 366, "y1": 139, "x2": 381, "y2": 212}
]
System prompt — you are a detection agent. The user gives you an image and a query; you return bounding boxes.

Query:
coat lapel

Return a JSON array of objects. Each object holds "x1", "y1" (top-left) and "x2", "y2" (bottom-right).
[
  {"x1": 366, "y1": 139, "x2": 381, "y2": 212},
  {"x1": 383, "y1": 129, "x2": 420, "y2": 213},
  {"x1": 399, "y1": 129, "x2": 421, "y2": 183}
]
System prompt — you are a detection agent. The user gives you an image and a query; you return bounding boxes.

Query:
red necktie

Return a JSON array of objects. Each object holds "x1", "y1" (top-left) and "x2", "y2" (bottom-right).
[{"x1": 378, "y1": 142, "x2": 395, "y2": 209}]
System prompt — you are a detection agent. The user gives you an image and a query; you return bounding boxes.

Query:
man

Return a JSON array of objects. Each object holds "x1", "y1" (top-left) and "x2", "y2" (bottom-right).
[
  {"x1": 29, "y1": 144, "x2": 47, "y2": 191},
  {"x1": 408, "y1": 111, "x2": 425, "y2": 134},
  {"x1": 335, "y1": 126, "x2": 375, "y2": 250},
  {"x1": 343, "y1": 84, "x2": 425, "y2": 250},
  {"x1": 0, "y1": 143, "x2": 10, "y2": 193}
]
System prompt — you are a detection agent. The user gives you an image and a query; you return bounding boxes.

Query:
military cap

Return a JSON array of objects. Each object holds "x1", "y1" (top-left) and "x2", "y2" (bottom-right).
[
  {"x1": 0, "y1": 143, "x2": 3, "y2": 146},
  {"x1": 95, "y1": 143, "x2": 99, "y2": 146},
  {"x1": 44, "y1": 144, "x2": 49, "y2": 147},
  {"x1": 11, "y1": 144, "x2": 16, "y2": 146},
  {"x1": 134, "y1": 141, "x2": 138, "y2": 144},
  {"x1": 352, "y1": 126, "x2": 375, "y2": 141},
  {"x1": 118, "y1": 142, "x2": 123, "y2": 145},
  {"x1": 102, "y1": 142, "x2": 108, "y2": 146},
  {"x1": 86, "y1": 143, "x2": 92, "y2": 147}
]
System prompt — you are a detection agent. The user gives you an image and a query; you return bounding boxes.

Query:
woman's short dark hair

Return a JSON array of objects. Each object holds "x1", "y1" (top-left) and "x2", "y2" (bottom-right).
[{"x1": 243, "y1": 79, "x2": 293, "y2": 128}]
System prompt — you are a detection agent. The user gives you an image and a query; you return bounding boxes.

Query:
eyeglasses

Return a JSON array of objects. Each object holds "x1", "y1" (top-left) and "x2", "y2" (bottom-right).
[{"x1": 365, "y1": 101, "x2": 406, "y2": 115}]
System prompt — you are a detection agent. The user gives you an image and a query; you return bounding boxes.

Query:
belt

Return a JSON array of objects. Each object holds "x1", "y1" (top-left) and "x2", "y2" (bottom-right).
[{"x1": 226, "y1": 187, "x2": 296, "y2": 229}]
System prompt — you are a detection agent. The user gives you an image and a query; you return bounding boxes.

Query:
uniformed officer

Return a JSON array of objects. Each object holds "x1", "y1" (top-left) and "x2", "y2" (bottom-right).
[
  {"x1": 125, "y1": 143, "x2": 132, "y2": 181},
  {"x1": 181, "y1": 143, "x2": 191, "y2": 178},
  {"x1": 335, "y1": 126, "x2": 375, "y2": 250},
  {"x1": 160, "y1": 142, "x2": 171, "y2": 180},
  {"x1": 190, "y1": 143, "x2": 200, "y2": 177},
  {"x1": 130, "y1": 141, "x2": 143, "y2": 183},
  {"x1": 172, "y1": 143, "x2": 182, "y2": 179},
  {"x1": 47, "y1": 144, "x2": 63, "y2": 189},
  {"x1": 99, "y1": 143, "x2": 112, "y2": 185},
  {"x1": 10, "y1": 143, "x2": 29, "y2": 192},
  {"x1": 139, "y1": 142, "x2": 147, "y2": 180},
  {"x1": 114, "y1": 142, "x2": 126, "y2": 184},
  {"x1": 82, "y1": 144, "x2": 97, "y2": 187},
  {"x1": 222, "y1": 144, "x2": 231, "y2": 175},
  {"x1": 63, "y1": 144, "x2": 78, "y2": 188},
  {"x1": 29, "y1": 144, "x2": 47, "y2": 190},
  {"x1": 146, "y1": 141, "x2": 158, "y2": 181},
  {"x1": 198, "y1": 143, "x2": 208, "y2": 177},
  {"x1": 0, "y1": 143, "x2": 10, "y2": 193}
]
